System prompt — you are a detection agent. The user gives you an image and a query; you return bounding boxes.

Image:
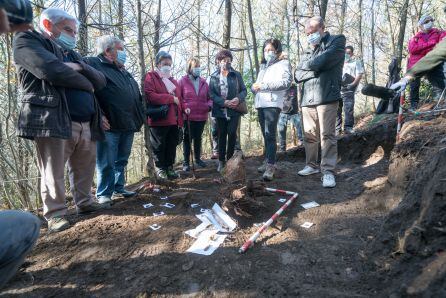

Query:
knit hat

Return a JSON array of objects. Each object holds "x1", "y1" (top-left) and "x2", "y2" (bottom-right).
[
  {"x1": 418, "y1": 15, "x2": 433, "y2": 26},
  {"x1": 155, "y1": 51, "x2": 172, "y2": 65}
]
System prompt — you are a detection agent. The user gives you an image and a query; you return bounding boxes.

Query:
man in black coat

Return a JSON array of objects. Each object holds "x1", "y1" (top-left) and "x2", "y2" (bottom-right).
[
  {"x1": 85, "y1": 35, "x2": 145, "y2": 205},
  {"x1": 295, "y1": 16, "x2": 346, "y2": 188},
  {"x1": 13, "y1": 8, "x2": 107, "y2": 232}
]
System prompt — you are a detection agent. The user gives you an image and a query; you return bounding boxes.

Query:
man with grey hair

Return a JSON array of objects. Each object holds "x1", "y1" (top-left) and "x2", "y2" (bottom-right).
[
  {"x1": 85, "y1": 35, "x2": 145, "y2": 205},
  {"x1": 295, "y1": 16, "x2": 346, "y2": 188},
  {"x1": 13, "y1": 8, "x2": 107, "y2": 232}
]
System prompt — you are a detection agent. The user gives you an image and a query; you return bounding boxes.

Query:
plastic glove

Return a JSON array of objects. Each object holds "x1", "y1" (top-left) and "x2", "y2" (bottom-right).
[{"x1": 390, "y1": 77, "x2": 409, "y2": 92}]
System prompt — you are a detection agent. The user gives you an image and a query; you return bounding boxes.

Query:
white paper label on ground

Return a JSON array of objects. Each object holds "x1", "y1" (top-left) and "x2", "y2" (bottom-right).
[
  {"x1": 153, "y1": 211, "x2": 165, "y2": 217},
  {"x1": 211, "y1": 203, "x2": 237, "y2": 232},
  {"x1": 301, "y1": 201, "x2": 320, "y2": 209},
  {"x1": 191, "y1": 203, "x2": 200, "y2": 208},
  {"x1": 186, "y1": 229, "x2": 227, "y2": 256},
  {"x1": 160, "y1": 196, "x2": 168, "y2": 200},
  {"x1": 200, "y1": 208, "x2": 210, "y2": 213},
  {"x1": 184, "y1": 222, "x2": 213, "y2": 238},
  {"x1": 301, "y1": 222, "x2": 314, "y2": 228},
  {"x1": 278, "y1": 198, "x2": 287, "y2": 203},
  {"x1": 153, "y1": 188, "x2": 160, "y2": 192},
  {"x1": 161, "y1": 203, "x2": 175, "y2": 209},
  {"x1": 149, "y1": 224, "x2": 161, "y2": 230},
  {"x1": 143, "y1": 203, "x2": 154, "y2": 209},
  {"x1": 253, "y1": 222, "x2": 265, "y2": 227}
]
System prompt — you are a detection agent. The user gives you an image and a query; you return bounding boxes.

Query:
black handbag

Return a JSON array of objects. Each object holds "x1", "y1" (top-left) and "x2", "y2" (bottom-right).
[{"x1": 146, "y1": 104, "x2": 169, "y2": 121}]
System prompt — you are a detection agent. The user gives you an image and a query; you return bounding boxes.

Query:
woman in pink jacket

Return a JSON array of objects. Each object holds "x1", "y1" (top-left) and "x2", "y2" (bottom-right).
[
  {"x1": 178, "y1": 58, "x2": 212, "y2": 171},
  {"x1": 407, "y1": 15, "x2": 446, "y2": 109}
]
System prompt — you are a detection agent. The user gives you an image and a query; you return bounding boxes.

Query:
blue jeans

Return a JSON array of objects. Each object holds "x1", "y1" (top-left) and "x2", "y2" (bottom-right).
[
  {"x1": 96, "y1": 131, "x2": 134, "y2": 198},
  {"x1": 278, "y1": 113, "x2": 303, "y2": 151},
  {"x1": 0, "y1": 211, "x2": 40, "y2": 289},
  {"x1": 258, "y1": 108, "x2": 281, "y2": 164}
]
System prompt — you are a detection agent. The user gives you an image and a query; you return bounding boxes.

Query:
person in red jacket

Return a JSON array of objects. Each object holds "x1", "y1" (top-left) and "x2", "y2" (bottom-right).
[
  {"x1": 144, "y1": 51, "x2": 189, "y2": 180},
  {"x1": 407, "y1": 15, "x2": 446, "y2": 109},
  {"x1": 178, "y1": 57, "x2": 212, "y2": 172}
]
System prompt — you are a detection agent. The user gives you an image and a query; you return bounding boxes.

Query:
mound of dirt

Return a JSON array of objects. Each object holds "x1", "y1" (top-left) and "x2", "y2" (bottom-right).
[{"x1": 366, "y1": 116, "x2": 446, "y2": 297}]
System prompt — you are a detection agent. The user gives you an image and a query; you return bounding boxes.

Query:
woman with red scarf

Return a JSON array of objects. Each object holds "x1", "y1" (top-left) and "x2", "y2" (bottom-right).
[{"x1": 144, "y1": 51, "x2": 189, "y2": 180}]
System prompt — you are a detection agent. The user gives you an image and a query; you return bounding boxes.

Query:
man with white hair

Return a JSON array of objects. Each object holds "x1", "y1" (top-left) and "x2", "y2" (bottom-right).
[
  {"x1": 85, "y1": 35, "x2": 145, "y2": 206},
  {"x1": 13, "y1": 8, "x2": 108, "y2": 232},
  {"x1": 295, "y1": 16, "x2": 346, "y2": 188}
]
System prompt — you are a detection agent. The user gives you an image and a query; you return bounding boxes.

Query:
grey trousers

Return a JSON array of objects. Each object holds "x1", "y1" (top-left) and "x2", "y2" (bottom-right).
[
  {"x1": 336, "y1": 91, "x2": 355, "y2": 132},
  {"x1": 302, "y1": 101, "x2": 338, "y2": 174},
  {"x1": 0, "y1": 210, "x2": 40, "y2": 289},
  {"x1": 35, "y1": 122, "x2": 96, "y2": 220}
]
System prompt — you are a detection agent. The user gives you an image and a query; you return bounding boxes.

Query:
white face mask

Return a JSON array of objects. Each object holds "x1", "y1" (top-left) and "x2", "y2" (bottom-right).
[
  {"x1": 160, "y1": 65, "x2": 172, "y2": 76},
  {"x1": 423, "y1": 21, "x2": 433, "y2": 31}
]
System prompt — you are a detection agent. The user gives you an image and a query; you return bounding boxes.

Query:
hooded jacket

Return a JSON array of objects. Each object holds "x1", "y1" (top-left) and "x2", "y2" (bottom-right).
[{"x1": 408, "y1": 28, "x2": 446, "y2": 70}]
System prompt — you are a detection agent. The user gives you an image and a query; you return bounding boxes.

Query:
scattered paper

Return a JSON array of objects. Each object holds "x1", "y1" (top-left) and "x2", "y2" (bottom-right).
[
  {"x1": 153, "y1": 188, "x2": 160, "y2": 193},
  {"x1": 186, "y1": 229, "x2": 227, "y2": 255},
  {"x1": 210, "y1": 203, "x2": 237, "y2": 232},
  {"x1": 278, "y1": 198, "x2": 287, "y2": 203},
  {"x1": 143, "y1": 203, "x2": 154, "y2": 209},
  {"x1": 253, "y1": 222, "x2": 265, "y2": 227},
  {"x1": 301, "y1": 201, "x2": 320, "y2": 209},
  {"x1": 161, "y1": 203, "x2": 175, "y2": 209},
  {"x1": 153, "y1": 211, "x2": 165, "y2": 217},
  {"x1": 185, "y1": 222, "x2": 212, "y2": 238},
  {"x1": 149, "y1": 224, "x2": 161, "y2": 230},
  {"x1": 191, "y1": 203, "x2": 200, "y2": 208},
  {"x1": 185, "y1": 203, "x2": 237, "y2": 255},
  {"x1": 300, "y1": 222, "x2": 314, "y2": 229},
  {"x1": 160, "y1": 196, "x2": 169, "y2": 200}
]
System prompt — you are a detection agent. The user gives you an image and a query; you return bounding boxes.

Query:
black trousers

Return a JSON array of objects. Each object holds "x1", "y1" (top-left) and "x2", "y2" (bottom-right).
[
  {"x1": 150, "y1": 125, "x2": 179, "y2": 170},
  {"x1": 183, "y1": 120, "x2": 206, "y2": 164},
  {"x1": 409, "y1": 63, "x2": 445, "y2": 108},
  {"x1": 216, "y1": 116, "x2": 240, "y2": 162}
]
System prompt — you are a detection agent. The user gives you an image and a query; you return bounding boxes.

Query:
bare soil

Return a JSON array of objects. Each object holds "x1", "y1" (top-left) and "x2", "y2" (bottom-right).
[{"x1": 1, "y1": 114, "x2": 445, "y2": 298}]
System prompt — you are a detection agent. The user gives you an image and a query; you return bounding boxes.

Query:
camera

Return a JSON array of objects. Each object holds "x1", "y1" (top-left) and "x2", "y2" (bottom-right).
[{"x1": 0, "y1": 0, "x2": 33, "y2": 25}]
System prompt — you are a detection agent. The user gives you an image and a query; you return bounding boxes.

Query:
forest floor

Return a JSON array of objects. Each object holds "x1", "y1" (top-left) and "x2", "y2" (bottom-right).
[{"x1": 1, "y1": 113, "x2": 445, "y2": 297}]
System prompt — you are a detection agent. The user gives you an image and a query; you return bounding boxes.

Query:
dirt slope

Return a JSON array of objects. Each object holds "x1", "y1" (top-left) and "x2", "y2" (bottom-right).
[{"x1": 1, "y1": 114, "x2": 444, "y2": 297}]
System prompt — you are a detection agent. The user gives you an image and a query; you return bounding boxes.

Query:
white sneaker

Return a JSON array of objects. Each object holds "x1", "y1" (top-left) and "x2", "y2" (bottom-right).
[
  {"x1": 97, "y1": 196, "x2": 112, "y2": 207},
  {"x1": 298, "y1": 166, "x2": 320, "y2": 176},
  {"x1": 322, "y1": 173, "x2": 336, "y2": 188}
]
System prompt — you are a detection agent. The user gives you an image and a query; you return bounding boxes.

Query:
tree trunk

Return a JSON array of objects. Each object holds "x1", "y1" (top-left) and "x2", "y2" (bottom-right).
[
  {"x1": 137, "y1": 0, "x2": 156, "y2": 179},
  {"x1": 339, "y1": 0, "x2": 347, "y2": 34},
  {"x1": 77, "y1": 0, "x2": 88, "y2": 56},
  {"x1": 320, "y1": 0, "x2": 328, "y2": 20},
  {"x1": 154, "y1": 0, "x2": 162, "y2": 55},
  {"x1": 222, "y1": 0, "x2": 232, "y2": 49},
  {"x1": 118, "y1": 0, "x2": 124, "y2": 40},
  {"x1": 196, "y1": 0, "x2": 201, "y2": 56},
  {"x1": 396, "y1": 0, "x2": 410, "y2": 69},
  {"x1": 246, "y1": 0, "x2": 259, "y2": 76},
  {"x1": 371, "y1": 0, "x2": 376, "y2": 85}
]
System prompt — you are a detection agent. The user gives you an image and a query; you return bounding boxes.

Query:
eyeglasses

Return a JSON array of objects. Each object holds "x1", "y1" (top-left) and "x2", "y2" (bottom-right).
[{"x1": 423, "y1": 19, "x2": 434, "y2": 24}]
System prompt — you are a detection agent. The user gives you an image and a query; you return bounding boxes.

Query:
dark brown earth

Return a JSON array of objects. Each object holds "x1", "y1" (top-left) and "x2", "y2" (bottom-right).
[{"x1": 1, "y1": 114, "x2": 445, "y2": 298}]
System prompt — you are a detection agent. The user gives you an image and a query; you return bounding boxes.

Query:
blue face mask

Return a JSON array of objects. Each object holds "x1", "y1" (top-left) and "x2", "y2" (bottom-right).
[
  {"x1": 57, "y1": 32, "x2": 76, "y2": 50},
  {"x1": 117, "y1": 50, "x2": 126, "y2": 65},
  {"x1": 265, "y1": 51, "x2": 276, "y2": 63},
  {"x1": 345, "y1": 53, "x2": 351, "y2": 61},
  {"x1": 308, "y1": 31, "x2": 322, "y2": 45},
  {"x1": 192, "y1": 67, "x2": 201, "y2": 77}
]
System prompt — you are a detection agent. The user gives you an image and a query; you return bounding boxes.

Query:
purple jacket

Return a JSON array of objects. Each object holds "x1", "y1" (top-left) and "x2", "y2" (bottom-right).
[{"x1": 178, "y1": 75, "x2": 212, "y2": 122}]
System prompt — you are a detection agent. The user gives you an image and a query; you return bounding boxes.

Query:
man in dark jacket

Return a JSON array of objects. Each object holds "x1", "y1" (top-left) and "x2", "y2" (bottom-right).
[
  {"x1": 85, "y1": 35, "x2": 145, "y2": 206},
  {"x1": 13, "y1": 8, "x2": 107, "y2": 232},
  {"x1": 295, "y1": 16, "x2": 346, "y2": 188}
]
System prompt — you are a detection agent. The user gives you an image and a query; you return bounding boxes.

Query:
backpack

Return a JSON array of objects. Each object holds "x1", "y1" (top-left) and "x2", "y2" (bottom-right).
[{"x1": 282, "y1": 84, "x2": 298, "y2": 114}]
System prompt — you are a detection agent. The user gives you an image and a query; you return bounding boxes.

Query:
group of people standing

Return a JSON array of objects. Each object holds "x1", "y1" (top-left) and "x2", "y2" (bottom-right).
[{"x1": 11, "y1": 8, "x2": 366, "y2": 233}]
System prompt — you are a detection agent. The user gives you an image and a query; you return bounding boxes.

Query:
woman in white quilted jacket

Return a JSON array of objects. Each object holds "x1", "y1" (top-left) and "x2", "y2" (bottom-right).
[{"x1": 252, "y1": 38, "x2": 292, "y2": 181}]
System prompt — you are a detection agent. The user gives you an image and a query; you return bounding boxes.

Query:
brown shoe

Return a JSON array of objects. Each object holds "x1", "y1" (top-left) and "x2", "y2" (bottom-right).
[
  {"x1": 48, "y1": 216, "x2": 70, "y2": 233},
  {"x1": 262, "y1": 164, "x2": 276, "y2": 181}
]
